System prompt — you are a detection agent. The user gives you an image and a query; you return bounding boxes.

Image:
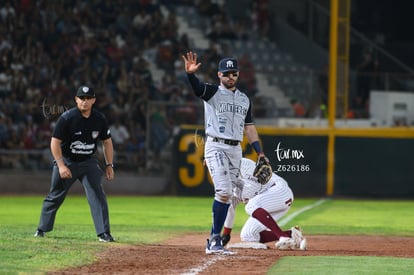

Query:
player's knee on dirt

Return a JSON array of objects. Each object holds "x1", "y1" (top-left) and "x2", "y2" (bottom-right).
[{"x1": 240, "y1": 226, "x2": 260, "y2": 243}]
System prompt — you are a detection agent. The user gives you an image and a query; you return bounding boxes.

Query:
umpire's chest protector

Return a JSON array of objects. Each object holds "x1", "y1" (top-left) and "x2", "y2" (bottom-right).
[{"x1": 204, "y1": 87, "x2": 249, "y2": 141}]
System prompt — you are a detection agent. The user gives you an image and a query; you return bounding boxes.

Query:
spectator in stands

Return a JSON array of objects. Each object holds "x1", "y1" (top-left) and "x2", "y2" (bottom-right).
[
  {"x1": 196, "y1": 0, "x2": 221, "y2": 17},
  {"x1": 109, "y1": 118, "x2": 130, "y2": 151},
  {"x1": 95, "y1": 89, "x2": 113, "y2": 115},
  {"x1": 116, "y1": 61, "x2": 130, "y2": 96},
  {"x1": 105, "y1": 36, "x2": 126, "y2": 68},
  {"x1": 0, "y1": 1, "x2": 15, "y2": 23},
  {"x1": 0, "y1": 112, "x2": 8, "y2": 148},
  {"x1": 238, "y1": 53, "x2": 258, "y2": 98},
  {"x1": 115, "y1": 5, "x2": 131, "y2": 35},
  {"x1": 125, "y1": 121, "x2": 146, "y2": 170},
  {"x1": 149, "y1": 105, "x2": 171, "y2": 170},
  {"x1": 4, "y1": 127, "x2": 25, "y2": 169},
  {"x1": 110, "y1": 94, "x2": 128, "y2": 118},
  {"x1": 132, "y1": 57, "x2": 154, "y2": 89},
  {"x1": 0, "y1": 0, "x2": 228, "y2": 174},
  {"x1": 234, "y1": 16, "x2": 251, "y2": 40},
  {"x1": 290, "y1": 98, "x2": 306, "y2": 118},
  {"x1": 156, "y1": 40, "x2": 175, "y2": 72},
  {"x1": 132, "y1": 9, "x2": 152, "y2": 39},
  {"x1": 203, "y1": 41, "x2": 223, "y2": 70},
  {"x1": 0, "y1": 67, "x2": 12, "y2": 98},
  {"x1": 206, "y1": 8, "x2": 237, "y2": 41},
  {"x1": 132, "y1": 102, "x2": 147, "y2": 135},
  {"x1": 251, "y1": 0, "x2": 270, "y2": 40}
]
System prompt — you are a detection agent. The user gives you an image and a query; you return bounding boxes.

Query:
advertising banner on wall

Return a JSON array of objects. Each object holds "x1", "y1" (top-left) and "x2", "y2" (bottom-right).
[{"x1": 172, "y1": 126, "x2": 328, "y2": 197}]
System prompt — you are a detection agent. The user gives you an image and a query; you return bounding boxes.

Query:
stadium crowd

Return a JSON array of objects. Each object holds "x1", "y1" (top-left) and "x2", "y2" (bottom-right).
[{"x1": 0, "y1": 0, "x2": 261, "y2": 172}]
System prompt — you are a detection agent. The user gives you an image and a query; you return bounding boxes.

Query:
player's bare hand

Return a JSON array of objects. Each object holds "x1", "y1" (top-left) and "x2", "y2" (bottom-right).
[
  {"x1": 58, "y1": 166, "x2": 72, "y2": 179},
  {"x1": 105, "y1": 166, "x2": 114, "y2": 180},
  {"x1": 182, "y1": 51, "x2": 201, "y2": 73}
]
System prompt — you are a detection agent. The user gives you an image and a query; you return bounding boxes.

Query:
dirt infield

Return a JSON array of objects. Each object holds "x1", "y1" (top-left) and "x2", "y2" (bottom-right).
[{"x1": 51, "y1": 234, "x2": 414, "y2": 275}]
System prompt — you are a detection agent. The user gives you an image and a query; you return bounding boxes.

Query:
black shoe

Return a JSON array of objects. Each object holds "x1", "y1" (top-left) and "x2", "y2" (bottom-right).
[
  {"x1": 98, "y1": 232, "x2": 114, "y2": 242},
  {"x1": 34, "y1": 229, "x2": 45, "y2": 237}
]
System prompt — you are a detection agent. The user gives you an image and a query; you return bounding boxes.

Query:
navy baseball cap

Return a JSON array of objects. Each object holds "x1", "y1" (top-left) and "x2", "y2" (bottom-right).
[
  {"x1": 218, "y1": 57, "x2": 239, "y2": 72},
  {"x1": 76, "y1": 86, "x2": 95, "y2": 97}
]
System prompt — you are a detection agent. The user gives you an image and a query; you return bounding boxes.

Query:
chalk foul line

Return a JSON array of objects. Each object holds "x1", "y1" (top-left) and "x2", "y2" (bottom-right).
[
  {"x1": 180, "y1": 198, "x2": 328, "y2": 275},
  {"x1": 279, "y1": 198, "x2": 328, "y2": 227}
]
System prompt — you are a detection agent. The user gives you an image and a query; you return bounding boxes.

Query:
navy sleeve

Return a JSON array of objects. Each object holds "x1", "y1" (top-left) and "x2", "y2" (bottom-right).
[
  {"x1": 186, "y1": 73, "x2": 217, "y2": 101},
  {"x1": 244, "y1": 99, "x2": 254, "y2": 125}
]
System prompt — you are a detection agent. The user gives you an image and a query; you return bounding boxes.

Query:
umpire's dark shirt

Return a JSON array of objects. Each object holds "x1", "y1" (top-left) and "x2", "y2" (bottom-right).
[{"x1": 53, "y1": 107, "x2": 111, "y2": 162}]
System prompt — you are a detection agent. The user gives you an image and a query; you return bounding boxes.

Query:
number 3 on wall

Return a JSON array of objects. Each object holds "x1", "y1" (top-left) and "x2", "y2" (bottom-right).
[{"x1": 178, "y1": 134, "x2": 205, "y2": 187}]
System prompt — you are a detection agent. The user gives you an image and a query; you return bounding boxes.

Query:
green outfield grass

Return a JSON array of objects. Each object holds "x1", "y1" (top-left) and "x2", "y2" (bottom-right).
[{"x1": 0, "y1": 196, "x2": 413, "y2": 274}]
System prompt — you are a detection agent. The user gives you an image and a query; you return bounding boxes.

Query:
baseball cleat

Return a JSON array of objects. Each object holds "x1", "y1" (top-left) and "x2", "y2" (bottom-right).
[
  {"x1": 290, "y1": 226, "x2": 306, "y2": 249},
  {"x1": 34, "y1": 229, "x2": 45, "y2": 237},
  {"x1": 275, "y1": 236, "x2": 296, "y2": 250},
  {"x1": 98, "y1": 232, "x2": 115, "y2": 242},
  {"x1": 205, "y1": 234, "x2": 225, "y2": 254}
]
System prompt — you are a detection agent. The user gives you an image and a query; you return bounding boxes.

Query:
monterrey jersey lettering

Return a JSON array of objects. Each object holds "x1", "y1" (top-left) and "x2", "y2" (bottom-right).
[
  {"x1": 205, "y1": 86, "x2": 250, "y2": 141},
  {"x1": 218, "y1": 102, "x2": 248, "y2": 115}
]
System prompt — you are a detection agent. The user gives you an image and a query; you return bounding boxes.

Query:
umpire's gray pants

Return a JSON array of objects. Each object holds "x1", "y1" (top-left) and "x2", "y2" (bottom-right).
[{"x1": 37, "y1": 158, "x2": 110, "y2": 236}]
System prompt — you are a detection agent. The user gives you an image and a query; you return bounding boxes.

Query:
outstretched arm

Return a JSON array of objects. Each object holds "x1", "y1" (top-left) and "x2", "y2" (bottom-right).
[
  {"x1": 182, "y1": 51, "x2": 202, "y2": 73},
  {"x1": 182, "y1": 51, "x2": 217, "y2": 99}
]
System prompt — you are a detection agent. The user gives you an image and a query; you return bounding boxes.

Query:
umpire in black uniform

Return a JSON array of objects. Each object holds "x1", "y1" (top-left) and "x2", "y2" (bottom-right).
[{"x1": 34, "y1": 85, "x2": 115, "y2": 242}]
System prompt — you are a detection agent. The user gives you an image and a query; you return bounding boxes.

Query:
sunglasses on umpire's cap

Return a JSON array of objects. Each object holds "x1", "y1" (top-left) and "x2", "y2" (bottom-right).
[
  {"x1": 218, "y1": 57, "x2": 239, "y2": 73},
  {"x1": 76, "y1": 86, "x2": 96, "y2": 98}
]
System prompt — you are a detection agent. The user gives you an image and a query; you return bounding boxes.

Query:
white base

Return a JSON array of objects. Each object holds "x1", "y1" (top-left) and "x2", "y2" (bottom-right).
[{"x1": 228, "y1": 242, "x2": 268, "y2": 249}]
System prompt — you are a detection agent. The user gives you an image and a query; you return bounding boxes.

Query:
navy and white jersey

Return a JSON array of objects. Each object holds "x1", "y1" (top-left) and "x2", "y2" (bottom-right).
[
  {"x1": 187, "y1": 73, "x2": 253, "y2": 141},
  {"x1": 53, "y1": 107, "x2": 111, "y2": 161}
]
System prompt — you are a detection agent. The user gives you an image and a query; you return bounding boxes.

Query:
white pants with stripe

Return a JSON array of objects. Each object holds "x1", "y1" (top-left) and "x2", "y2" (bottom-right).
[{"x1": 240, "y1": 179, "x2": 294, "y2": 242}]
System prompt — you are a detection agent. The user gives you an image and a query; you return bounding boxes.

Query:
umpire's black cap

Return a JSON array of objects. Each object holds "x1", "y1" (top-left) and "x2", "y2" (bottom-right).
[
  {"x1": 76, "y1": 86, "x2": 96, "y2": 98},
  {"x1": 218, "y1": 57, "x2": 239, "y2": 72}
]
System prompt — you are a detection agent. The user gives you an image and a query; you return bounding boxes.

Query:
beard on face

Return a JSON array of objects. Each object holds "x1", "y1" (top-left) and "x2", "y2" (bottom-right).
[
  {"x1": 223, "y1": 83, "x2": 234, "y2": 89},
  {"x1": 222, "y1": 80, "x2": 236, "y2": 90}
]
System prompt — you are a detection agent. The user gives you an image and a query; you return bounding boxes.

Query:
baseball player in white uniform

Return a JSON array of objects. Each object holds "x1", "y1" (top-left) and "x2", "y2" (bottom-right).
[
  {"x1": 182, "y1": 52, "x2": 269, "y2": 254},
  {"x1": 223, "y1": 158, "x2": 307, "y2": 250}
]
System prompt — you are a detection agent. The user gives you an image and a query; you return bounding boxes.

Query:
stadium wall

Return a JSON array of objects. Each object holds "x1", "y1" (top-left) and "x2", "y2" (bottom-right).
[
  {"x1": 0, "y1": 172, "x2": 168, "y2": 195},
  {"x1": 173, "y1": 125, "x2": 414, "y2": 198},
  {"x1": 2, "y1": 125, "x2": 413, "y2": 198}
]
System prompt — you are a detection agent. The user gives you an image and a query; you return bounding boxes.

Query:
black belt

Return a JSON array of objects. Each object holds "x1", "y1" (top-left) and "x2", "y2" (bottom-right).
[{"x1": 212, "y1": 137, "x2": 239, "y2": 146}]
